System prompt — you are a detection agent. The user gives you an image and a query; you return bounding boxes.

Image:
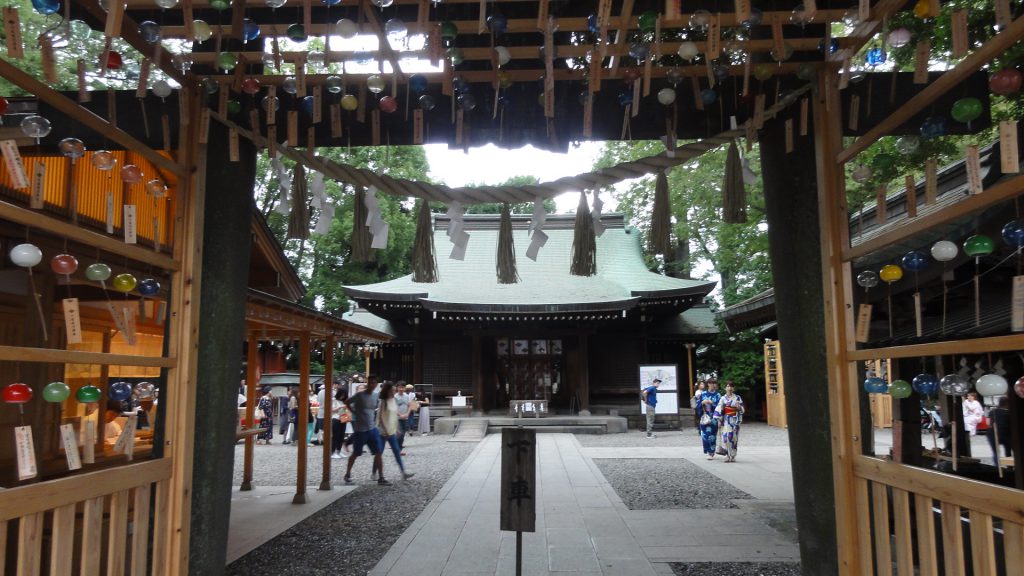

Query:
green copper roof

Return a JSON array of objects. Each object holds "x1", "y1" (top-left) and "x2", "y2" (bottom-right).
[{"x1": 345, "y1": 214, "x2": 715, "y2": 313}]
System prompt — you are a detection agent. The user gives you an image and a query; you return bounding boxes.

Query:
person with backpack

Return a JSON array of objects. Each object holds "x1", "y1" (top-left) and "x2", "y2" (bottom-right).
[{"x1": 641, "y1": 379, "x2": 661, "y2": 439}]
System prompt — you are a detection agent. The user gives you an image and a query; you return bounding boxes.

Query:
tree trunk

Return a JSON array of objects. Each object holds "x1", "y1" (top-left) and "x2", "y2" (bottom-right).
[
  {"x1": 760, "y1": 115, "x2": 839, "y2": 575},
  {"x1": 188, "y1": 121, "x2": 258, "y2": 574}
]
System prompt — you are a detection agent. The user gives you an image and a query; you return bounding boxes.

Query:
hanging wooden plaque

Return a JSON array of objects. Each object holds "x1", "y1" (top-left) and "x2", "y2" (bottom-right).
[
  {"x1": 784, "y1": 119, "x2": 794, "y2": 153},
  {"x1": 642, "y1": 56, "x2": 652, "y2": 97},
  {"x1": 60, "y1": 423, "x2": 82, "y2": 471},
  {"x1": 537, "y1": 0, "x2": 549, "y2": 30},
  {"x1": 0, "y1": 140, "x2": 29, "y2": 189},
  {"x1": 707, "y1": 15, "x2": 721, "y2": 60},
  {"x1": 182, "y1": 0, "x2": 194, "y2": 40},
  {"x1": 136, "y1": 59, "x2": 151, "y2": 98},
  {"x1": 124, "y1": 204, "x2": 137, "y2": 244},
  {"x1": 371, "y1": 109, "x2": 381, "y2": 146},
  {"x1": 876, "y1": 185, "x2": 887, "y2": 224},
  {"x1": 925, "y1": 159, "x2": 937, "y2": 204},
  {"x1": 3, "y1": 7, "x2": 24, "y2": 59},
  {"x1": 266, "y1": 86, "x2": 277, "y2": 125},
  {"x1": 413, "y1": 109, "x2": 424, "y2": 144},
  {"x1": 249, "y1": 108, "x2": 260, "y2": 136},
  {"x1": 77, "y1": 60, "x2": 90, "y2": 102},
  {"x1": 313, "y1": 86, "x2": 322, "y2": 124},
  {"x1": 800, "y1": 98, "x2": 808, "y2": 136},
  {"x1": 965, "y1": 146, "x2": 983, "y2": 194},
  {"x1": 951, "y1": 11, "x2": 968, "y2": 58},
  {"x1": 905, "y1": 175, "x2": 917, "y2": 218},
  {"x1": 162, "y1": 113, "x2": 171, "y2": 150},
  {"x1": 691, "y1": 76, "x2": 704, "y2": 111},
  {"x1": 107, "y1": 87, "x2": 117, "y2": 127},
  {"x1": 848, "y1": 94, "x2": 860, "y2": 131},
  {"x1": 1000, "y1": 120, "x2": 1019, "y2": 173},
  {"x1": 307, "y1": 126, "x2": 315, "y2": 150},
  {"x1": 268, "y1": 125, "x2": 277, "y2": 158},
  {"x1": 583, "y1": 93, "x2": 593, "y2": 139},
  {"x1": 995, "y1": 0, "x2": 1012, "y2": 29},
  {"x1": 734, "y1": 0, "x2": 751, "y2": 23},
  {"x1": 858, "y1": 0, "x2": 869, "y2": 24},
  {"x1": 1013, "y1": 276, "x2": 1024, "y2": 332},
  {"x1": 455, "y1": 109, "x2": 464, "y2": 146},
  {"x1": 39, "y1": 35, "x2": 56, "y2": 84},
  {"x1": 913, "y1": 41, "x2": 930, "y2": 84},
  {"x1": 30, "y1": 162, "x2": 45, "y2": 209},
  {"x1": 82, "y1": 420, "x2": 95, "y2": 464},
  {"x1": 179, "y1": 87, "x2": 189, "y2": 124},
  {"x1": 771, "y1": 15, "x2": 784, "y2": 61},
  {"x1": 15, "y1": 426, "x2": 36, "y2": 480},
  {"x1": 229, "y1": 128, "x2": 239, "y2": 161},
  {"x1": 288, "y1": 110, "x2": 299, "y2": 146},
  {"x1": 62, "y1": 298, "x2": 82, "y2": 344},
  {"x1": 106, "y1": 191, "x2": 114, "y2": 233},
  {"x1": 855, "y1": 303, "x2": 872, "y2": 343},
  {"x1": 218, "y1": 85, "x2": 229, "y2": 116},
  {"x1": 104, "y1": 0, "x2": 125, "y2": 39},
  {"x1": 753, "y1": 94, "x2": 765, "y2": 129},
  {"x1": 330, "y1": 103, "x2": 342, "y2": 138}
]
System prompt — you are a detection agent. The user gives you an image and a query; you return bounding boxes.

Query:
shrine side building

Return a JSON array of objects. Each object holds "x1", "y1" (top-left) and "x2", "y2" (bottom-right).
[{"x1": 344, "y1": 213, "x2": 717, "y2": 418}]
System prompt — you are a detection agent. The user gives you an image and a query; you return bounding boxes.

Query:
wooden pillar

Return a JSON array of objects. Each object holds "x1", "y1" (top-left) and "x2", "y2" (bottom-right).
[
  {"x1": 294, "y1": 333, "x2": 311, "y2": 504},
  {"x1": 319, "y1": 335, "x2": 335, "y2": 491},
  {"x1": 685, "y1": 343, "x2": 695, "y2": 397},
  {"x1": 97, "y1": 330, "x2": 112, "y2": 457},
  {"x1": 186, "y1": 110, "x2": 257, "y2": 574},
  {"x1": 471, "y1": 332, "x2": 483, "y2": 414},
  {"x1": 241, "y1": 336, "x2": 258, "y2": 491},
  {"x1": 578, "y1": 333, "x2": 590, "y2": 415},
  {"x1": 413, "y1": 321, "x2": 423, "y2": 383}
]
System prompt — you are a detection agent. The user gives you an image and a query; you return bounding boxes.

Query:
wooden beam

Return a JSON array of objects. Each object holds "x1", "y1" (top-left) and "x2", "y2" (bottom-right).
[
  {"x1": 848, "y1": 334, "x2": 1024, "y2": 362},
  {"x1": 360, "y1": 0, "x2": 405, "y2": 79},
  {"x1": 0, "y1": 345, "x2": 175, "y2": 367},
  {"x1": 79, "y1": 0, "x2": 187, "y2": 87},
  {"x1": 828, "y1": 0, "x2": 908, "y2": 63},
  {"x1": 845, "y1": 174, "x2": 1024, "y2": 260},
  {"x1": 0, "y1": 199, "x2": 179, "y2": 270},
  {"x1": 838, "y1": 15, "x2": 1024, "y2": 165},
  {"x1": 0, "y1": 58, "x2": 185, "y2": 178}
]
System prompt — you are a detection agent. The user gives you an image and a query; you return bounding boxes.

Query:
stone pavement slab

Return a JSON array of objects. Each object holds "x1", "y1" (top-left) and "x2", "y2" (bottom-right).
[{"x1": 226, "y1": 485, "x2": 355, "y2": 564}]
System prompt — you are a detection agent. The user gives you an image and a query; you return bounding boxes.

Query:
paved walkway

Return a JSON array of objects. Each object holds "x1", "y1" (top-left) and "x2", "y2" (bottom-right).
[{"x1": 370, "y1": 434, "x2": 798, "y2": 576}]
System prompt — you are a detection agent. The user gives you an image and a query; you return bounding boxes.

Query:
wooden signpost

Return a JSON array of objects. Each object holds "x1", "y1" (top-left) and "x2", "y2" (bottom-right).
[{"x1": 500, "y1": 427, "x2": 536, "y2": 576}]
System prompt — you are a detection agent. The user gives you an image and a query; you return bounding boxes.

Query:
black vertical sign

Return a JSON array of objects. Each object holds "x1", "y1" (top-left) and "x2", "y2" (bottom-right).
[{"x1": 500, "y1": 428, "x2": 536, "y2": 533}]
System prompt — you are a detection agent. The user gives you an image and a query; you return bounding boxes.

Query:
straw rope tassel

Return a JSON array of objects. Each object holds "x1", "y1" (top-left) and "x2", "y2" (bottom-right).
[
  {"x1": 412, "y1": 199, "x2": 439, "y2": 283},
  {"x1": 649, "y1": 170, "x2": 672, "y2": 256},
  {"x1": 287, "y1": 163, "x2": 310, "y2": 240},
  {"x1": 723, "y1": 140, "x2": 747, "y2": 224},
  {"x1": 570, "y1": 191, "x2": 597, "y2": 277},
  {"x1": 496, "y1": 202, "x2": 520, "y2": 284},
  {"x1": 350, "y1": 187, "x2": 373, "y2": 263}
]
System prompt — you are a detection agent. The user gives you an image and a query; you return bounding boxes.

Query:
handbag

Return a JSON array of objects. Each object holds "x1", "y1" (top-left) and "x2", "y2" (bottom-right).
[
  {"x1": 700, "y1": 413, "x2": 712, "y2": 426},
  {"x1": 409, "y1": 399, "x2": 420, "y2": 411}
]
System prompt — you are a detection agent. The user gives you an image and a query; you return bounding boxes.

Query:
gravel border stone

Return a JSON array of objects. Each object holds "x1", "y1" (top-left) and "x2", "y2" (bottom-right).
[
  {"x1": 593, "y1": 458, "x2": 752, "y2": 509},
  {"x1": 670, "y1": 562, "x2": 803, "y2": 576}
]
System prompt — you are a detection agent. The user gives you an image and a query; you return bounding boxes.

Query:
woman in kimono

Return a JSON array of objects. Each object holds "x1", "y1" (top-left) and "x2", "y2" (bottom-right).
[
  {"x1": 257, "y1": 387, "x2": 275, "y2": 444},
  {"x1": 697, "y1": 380, "x2": 721, "y2": 459},
  {"x1": 714, "y1": 381, "x2": 745, "y2": 462}
]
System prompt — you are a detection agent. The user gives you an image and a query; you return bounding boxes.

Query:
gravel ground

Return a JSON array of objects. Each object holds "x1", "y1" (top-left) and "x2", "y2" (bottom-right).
[
  {"x1": 594, "y1": 458, "x2": 752, "y2": 509},
  {"x1": 670, "y1": 562, "x2": 803, "y2": 576},
  {"x1": 226, "y1": 432, "x2": 475, "y2": 576}
]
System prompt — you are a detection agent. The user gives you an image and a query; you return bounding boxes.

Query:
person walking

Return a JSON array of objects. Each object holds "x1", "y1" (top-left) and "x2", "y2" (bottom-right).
[
  {"x1": 284, "y1": 388, "x2": 298, "y2": 444},
  {"x1": 343, "y1": 376, "x2": 389, "y2": 485},
  {"x1": 256, "y1": 387, "x2": 275, "y2": 445},
  {"x1": 692, "y1": 381, "x2": 706, "y2": 428},
  {"x1": 395, "y1": 382, "x2": 412, "y2": 450},
  {"x1": 377, "y1": 382, "x2": 415, "y2": 480},
  {"x1": 330, "y1": 388, "x2": 349, "y2": 459},
  {"x1": 641, "y1": 378, "x2": 661, "y2": 439},
  {"x1": 963, "y1": 391, "x2": 984, "y2": 435},
  {"x1": 714, "y1": 381, "x2": 745, "y2": 462},
  {"x1": 697, "y1": 379, "x2": 722, "y2": 459}
]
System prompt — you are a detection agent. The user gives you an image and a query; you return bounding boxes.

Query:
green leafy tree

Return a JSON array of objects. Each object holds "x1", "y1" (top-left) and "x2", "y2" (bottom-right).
[{"x1": 595, "y1": 140, "x2": 772, "y2": 305}]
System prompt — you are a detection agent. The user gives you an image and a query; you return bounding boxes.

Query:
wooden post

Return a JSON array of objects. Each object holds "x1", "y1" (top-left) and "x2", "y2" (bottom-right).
[
  {"x1": 319, "y1": 335, "x2": 335, "y2": 491},
  {"x1": 413, "y1": 321, "x2": 423, "y2": 383},
  {"x1": 471, "y1": 332, "x2": 483, "y2": 414},
  {"x1": 577, "y1": 333, "x2": 590, "y2": 415},
  {"x1": 241, "y1": 336, "x2": 258, "y2": 491},
  {"x1": 294, "y1": 333, "x2": 310, "y2": 504},
  {"x1": 812, "y1": 68, "x2": 864, "y2": 574}
]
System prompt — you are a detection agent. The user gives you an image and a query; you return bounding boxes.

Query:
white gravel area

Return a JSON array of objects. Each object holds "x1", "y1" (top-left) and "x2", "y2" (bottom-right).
[{"x1": 670, "y1": 562, "x2": 803, "y2": 575}]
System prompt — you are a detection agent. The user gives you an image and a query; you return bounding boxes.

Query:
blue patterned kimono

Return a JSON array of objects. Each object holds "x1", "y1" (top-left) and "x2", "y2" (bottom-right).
[
  {"x1": 714, "y1": 393, "x2": 744, "y2": 461},
  {"x1": 697, "y1": 390, "x2": 721, "y2": 456}
]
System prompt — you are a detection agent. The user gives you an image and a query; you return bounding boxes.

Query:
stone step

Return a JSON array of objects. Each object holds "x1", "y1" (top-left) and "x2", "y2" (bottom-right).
[
  {"x1": 448, "y1": 419, "x2": 488, "y2": 442},
  {"x1": 487, "y1": 424, "x2": 608, "y2": 434}
]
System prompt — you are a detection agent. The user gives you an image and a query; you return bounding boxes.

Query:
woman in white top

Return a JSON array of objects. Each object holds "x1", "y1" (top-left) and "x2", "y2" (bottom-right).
[
  {"x1": 330, "y1": 388, "x2": 350, "y2": 458},
  {"x1": 377, "y1": 382, "x2": 414, "y2": 480},
  {"x1": 962, "y1": 392, "x2": 984, "y2": 435}
]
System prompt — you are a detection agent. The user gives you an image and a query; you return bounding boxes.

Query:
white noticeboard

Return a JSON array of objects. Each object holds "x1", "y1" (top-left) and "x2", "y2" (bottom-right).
[{"x1": 639, "y1": 364, "x2": 679, "y2": 415}]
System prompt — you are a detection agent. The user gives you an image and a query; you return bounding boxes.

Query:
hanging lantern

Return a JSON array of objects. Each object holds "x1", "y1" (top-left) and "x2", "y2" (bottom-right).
[
  {"x1": 887, "y1": 28, "x2": 912, "y2": 48},
  {"x1": 901, "y1": 251, "x2": 928, "y2": 272},
  {"x1": 379, "y1": 96, "x2": 398, "y2": 113},
  {"x1": 109, "y1": 381, "x2": 133, "y2": 401},
  {"x1": 990, "y1": 68, "x2": 1022, "y2": 96},
  {"x1": 112, "y1": 273, "x2": 138, "y2": 293},
  {"x1": 912, "y1": 373, "x2": 940, "y2": 396},
  {"x1": 242, "y1": 18, "x2": 260, "y2": 42},
  {"x1": 76, "y1": 385, "x2": 102, "y2": 404},
  {"x1": 192, "y1": 20, "x2": 213, "y2": 42},
  {"x1": 879, "y1": 264, "x2": 903, "y2": 283},
  {"x1": 963, "y1": 234, "x2": 994, "y2": 257},
  {"x1": 121, "y1": 164, "x2": 144, "y2": 184},
  {"x1": 137, "y1": 278, "x2": 161, "y2": 296},
  {"x1": 888, "y1": 379, "x2": 912, "y2": 399},
  {"x1": 341, "y1": 94, "x2": 359, "y2": 111},
  {"x1": 336, "y1": 19, "x2": 358, "y2": 39},
  {"x1": 85, "y1": 263, "x2": 111, "y2": 282},
  {"x1": 50, "y1": 254, "x2": 78, "y2": 275},
  {"x1": 863, "y1": 377, "x2": 888, "y2": 393},
  {"x1": 241, "y1": 78, "x2": 261, "y2": 95},
  {"x1": 656, "y1": 88, "x2": 676, "y2": 106},
  {"x1": 9, "y1": 243, "x2": 42, "y2": 268},
  {"x1": 366, "y1": 75, "x2": 386, "y2": 94},
  {"x1": 856, "y1": 270, "x2": 879, "y2": 289},
  {"x1": 286, "y1": 23, "x2": 307, "y2": 42},
  {"x1": 21, "y1": 115, "x2": 52, "y2": 140},
  {"x1": 939, "y1": 374, "x2": 970, "y2": 396},
  {"x1": 930, "y1": 240, "x2": 958, "y2": 261},
  {"x1": 59, "y1": 138, "x2": 86, "y2": 163},
  {"x1": 42, "y1": 381, "x2": 70, "y2": 403},
  {"x1": 976, "y1": 374, "x2": 1009, "y2": 396}
]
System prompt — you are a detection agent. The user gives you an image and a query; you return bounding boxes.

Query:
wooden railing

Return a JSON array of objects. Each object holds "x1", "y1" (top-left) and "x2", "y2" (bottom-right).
[
  {"x1": 0, "y1": 458, "x2": 173, "y2": 576},
  {"x1": 853, "y1": 456, "x2": 1024, "y2": 575}
]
